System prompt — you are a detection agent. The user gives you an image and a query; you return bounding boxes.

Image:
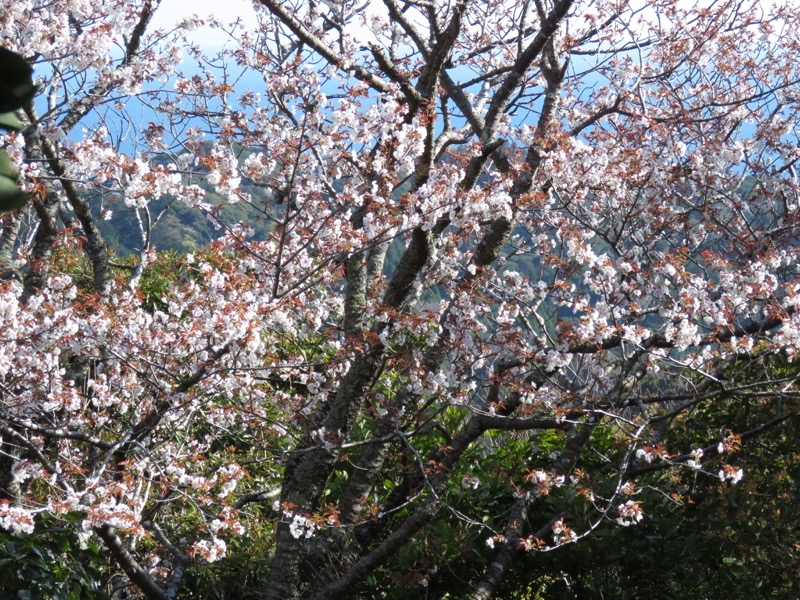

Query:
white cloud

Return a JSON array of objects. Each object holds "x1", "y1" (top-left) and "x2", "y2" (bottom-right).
[{"x1": 151, "y1": 0, "x2": 259, "y2": 48}]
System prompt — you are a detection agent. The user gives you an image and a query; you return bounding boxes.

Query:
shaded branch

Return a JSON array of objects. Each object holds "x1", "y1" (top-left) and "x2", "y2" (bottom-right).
[
  {"x1": 472, "y1": 417, "x2": 596, "y2": 599},
  {"x1": 95, "y1": 524, "x2": 168, "y2": 600}
]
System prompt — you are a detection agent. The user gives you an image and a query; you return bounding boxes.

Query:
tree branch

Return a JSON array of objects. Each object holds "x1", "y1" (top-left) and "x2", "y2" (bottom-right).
[
  {"x1": 257, "y1": 0, "x2": 390, "y2": 93},
  {"x1": 95, "y1": 524, "x2": 168, "y2": 600}
]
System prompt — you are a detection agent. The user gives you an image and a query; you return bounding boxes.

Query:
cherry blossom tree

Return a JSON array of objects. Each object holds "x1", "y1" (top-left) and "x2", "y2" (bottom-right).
[{"x1": 2, "y1": 0, "x2": 800, "y2": 598}]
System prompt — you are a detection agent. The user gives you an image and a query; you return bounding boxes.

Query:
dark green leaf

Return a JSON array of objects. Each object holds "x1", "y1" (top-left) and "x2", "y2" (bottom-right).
[
  {"x1": 0, "y1": 150, "x2": 19, "y2": 179},
  {"x1": 0, "y1": 47, "x2": 35, "y2": 112},
  {"x1": 0, "y1": 173, "x2": 29, "y2": 211},
  {"x1": 0, "y1": 110, "x2": 24, "y2": 131}
]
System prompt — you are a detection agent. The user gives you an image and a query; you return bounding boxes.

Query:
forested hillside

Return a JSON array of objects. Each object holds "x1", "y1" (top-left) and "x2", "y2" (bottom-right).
[{"x1": 96, "y1": 170, "x2": 275, "y2": 256}]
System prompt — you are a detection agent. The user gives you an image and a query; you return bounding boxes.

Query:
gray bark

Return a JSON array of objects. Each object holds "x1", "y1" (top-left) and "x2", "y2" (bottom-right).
[
  {"x1": 20, "y1": 190, "x2": 60, "y2": 303},
  {"x1": 0, "y1": 209, "x2": 23, "y2": 279}
]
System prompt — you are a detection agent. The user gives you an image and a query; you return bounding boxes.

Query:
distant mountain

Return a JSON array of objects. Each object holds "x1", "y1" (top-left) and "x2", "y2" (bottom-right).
[
  {"x1": 95, "y1": 146, "x2": 278, "y2": 256},
  {"x1": 96, "y1": 187, "x2": 276, "y2": 257}
]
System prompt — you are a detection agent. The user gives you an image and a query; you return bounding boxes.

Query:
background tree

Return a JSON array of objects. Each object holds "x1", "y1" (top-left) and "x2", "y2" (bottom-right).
[{"x1": 1, "y1": 0, "x2": 800, "y2": 598}]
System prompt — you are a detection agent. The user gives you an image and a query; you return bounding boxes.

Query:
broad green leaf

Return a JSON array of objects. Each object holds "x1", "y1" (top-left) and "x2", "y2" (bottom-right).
[
  {"x1": 0, "y1": 173, "x2": 29, "y2": 211},
  {"x1": 0, "y1": 47, "x2": 34, "y2": 112},
  {"x1": 0, "y1": 150, "x2": 19, "y2": 179},
  {"x1": 0, "y1": 110, "x2": 24, "y2": 131}
]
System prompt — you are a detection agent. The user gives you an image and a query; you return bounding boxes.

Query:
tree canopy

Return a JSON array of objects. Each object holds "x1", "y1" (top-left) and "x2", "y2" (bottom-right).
[{"x1": 1, "y1": 0, "x2": 800, "y2": 598}]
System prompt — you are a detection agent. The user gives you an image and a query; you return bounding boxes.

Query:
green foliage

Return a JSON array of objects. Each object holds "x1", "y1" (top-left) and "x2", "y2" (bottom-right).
[
  {"x1": 495, "y1": 360, "x2": 800, "y2": 599},
  {"x1": 0, "y1": 48, "x2": 35, "y2": 114},
  {"x1": 0, "y1": 514, "x2": 112, "y2": 600},
  {"x1": 524, "y1": 425, "x2": 800, "y2": 600},
  {"x1": 137, "y1": 249, "x2": 187, "y2": 311},
  {"x1": 180, "y1": 517, "x2": 274, "y2": 600},
  {"x1": 0, "y1": 46, "x2": 35, "y2": 212}
]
